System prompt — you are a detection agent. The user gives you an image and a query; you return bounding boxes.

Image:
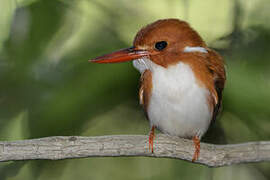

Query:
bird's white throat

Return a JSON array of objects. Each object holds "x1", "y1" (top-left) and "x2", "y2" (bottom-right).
[{"x1": 132, "y1": 57, "x2": 212, "y2": 139}]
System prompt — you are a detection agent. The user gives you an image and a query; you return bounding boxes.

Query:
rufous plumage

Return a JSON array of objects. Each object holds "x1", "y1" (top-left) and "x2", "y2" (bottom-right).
[{"x1": 90, "y1": 19, "x2": 226, "y2": 162}]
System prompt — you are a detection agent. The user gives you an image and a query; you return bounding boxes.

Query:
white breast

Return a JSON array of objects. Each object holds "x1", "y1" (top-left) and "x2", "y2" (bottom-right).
[{"x1": 133, "y1": 58, "x2": 212, "y2": 139}]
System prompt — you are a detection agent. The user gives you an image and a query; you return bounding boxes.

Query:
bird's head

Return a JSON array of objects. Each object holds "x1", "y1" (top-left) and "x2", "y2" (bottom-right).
[{"x1": 90, "y1": 19, "x2": 207, "y2": 68}]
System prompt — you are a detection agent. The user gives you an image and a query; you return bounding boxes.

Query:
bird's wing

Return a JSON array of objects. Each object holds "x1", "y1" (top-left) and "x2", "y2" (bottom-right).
[
  {"x1": 139, "y1": 70, "x2": 153, "y2": 120},
  {"x1": 207, "y1": 49, "x2": 226, "y2": 122},
  {"x1": 139, "y1": 82, "x2": 144, "y2": 105}
]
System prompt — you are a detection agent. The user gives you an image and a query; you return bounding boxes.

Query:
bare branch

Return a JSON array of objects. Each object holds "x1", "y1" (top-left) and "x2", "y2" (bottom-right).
[{"x1": 0, "y1": 135, "x2": 269, "y2": 167}]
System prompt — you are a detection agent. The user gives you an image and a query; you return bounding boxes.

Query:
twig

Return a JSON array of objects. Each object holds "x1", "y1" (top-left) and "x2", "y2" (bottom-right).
[{"x1": 0, "y1": 135, "x2": 269, "y2": 167}]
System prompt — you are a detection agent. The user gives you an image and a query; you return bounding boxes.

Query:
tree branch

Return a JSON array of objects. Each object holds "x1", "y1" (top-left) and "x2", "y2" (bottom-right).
[{"x1": 0, "y1": 135, "x2": 269, "y2": 167}]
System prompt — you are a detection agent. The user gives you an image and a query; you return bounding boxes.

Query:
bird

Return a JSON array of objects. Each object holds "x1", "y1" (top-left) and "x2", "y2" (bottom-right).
[{"x1": 89, "y1": 19, "x2": 226, "y2": 162}]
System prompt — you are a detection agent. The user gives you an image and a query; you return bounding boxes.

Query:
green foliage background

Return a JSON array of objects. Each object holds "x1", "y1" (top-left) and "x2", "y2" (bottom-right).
[{"x1": 0, "y1": 0, "x2": 270, "y2": 179}]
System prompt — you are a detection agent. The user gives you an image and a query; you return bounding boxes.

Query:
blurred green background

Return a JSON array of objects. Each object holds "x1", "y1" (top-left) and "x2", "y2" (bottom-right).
[{"x1": 0, "y1": 0, "x2": 270, "y2": 179}]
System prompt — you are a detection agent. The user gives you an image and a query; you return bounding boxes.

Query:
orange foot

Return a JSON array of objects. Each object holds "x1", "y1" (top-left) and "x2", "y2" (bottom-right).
[
  {"x1": 192, "y1": 136, "x2": 200, "y2": 162},
  {"x1": 148, "y1": 126, "x2": 155, "y2": 153}
]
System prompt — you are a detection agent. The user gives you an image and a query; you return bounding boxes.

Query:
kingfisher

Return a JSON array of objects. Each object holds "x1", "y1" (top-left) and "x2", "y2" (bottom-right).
[{"x1": 89, "y1": 19, "x2": 226, "y2": 162}]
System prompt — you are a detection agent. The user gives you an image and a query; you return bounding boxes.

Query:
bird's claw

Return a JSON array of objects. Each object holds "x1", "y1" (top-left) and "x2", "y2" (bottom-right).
[
  {"x1": 192, "y1": 136, "x2": 200, "y2": 162},
  {"x1": 148, "y1": 126, "x2": 155, "y2": 153}
]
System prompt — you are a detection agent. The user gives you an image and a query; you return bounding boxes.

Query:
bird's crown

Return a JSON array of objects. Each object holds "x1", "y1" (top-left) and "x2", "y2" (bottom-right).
[{"x1": 134, "y1": 19, "x2": 206, "y2": 52}]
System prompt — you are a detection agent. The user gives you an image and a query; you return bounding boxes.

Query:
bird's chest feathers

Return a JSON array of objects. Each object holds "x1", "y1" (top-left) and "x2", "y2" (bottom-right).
[
  {"x1": 152, "y1": 62, "x2": 198, "y2": 102},
  {"x1": 133, "y1": 59, "x2": 212, "y2": 138}
]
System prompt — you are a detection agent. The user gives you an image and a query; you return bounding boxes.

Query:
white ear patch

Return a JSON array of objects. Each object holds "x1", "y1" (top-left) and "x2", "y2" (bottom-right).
[{"x1": 184, "y1": 46, "x2": 208, "y2": 53}]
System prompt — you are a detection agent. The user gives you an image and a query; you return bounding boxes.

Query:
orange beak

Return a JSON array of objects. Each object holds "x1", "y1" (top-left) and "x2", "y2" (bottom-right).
[{"x1": 89, "y1": 47, "x2": 150, "y2": 63}]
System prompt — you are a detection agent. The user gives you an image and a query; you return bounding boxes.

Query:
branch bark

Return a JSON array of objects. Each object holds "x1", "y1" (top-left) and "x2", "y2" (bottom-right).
[{"x1": 0, "y1": 135, "x2": 269, "y2": 167}]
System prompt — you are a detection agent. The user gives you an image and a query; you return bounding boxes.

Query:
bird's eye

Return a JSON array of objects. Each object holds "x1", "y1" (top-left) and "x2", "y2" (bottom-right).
[{"x1": 155, "y1": 41, "x2": 167, "y2": 51}]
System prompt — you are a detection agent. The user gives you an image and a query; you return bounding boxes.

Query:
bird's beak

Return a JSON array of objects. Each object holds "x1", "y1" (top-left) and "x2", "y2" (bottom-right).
[{"x1": 89, "y1": 47, "x2": 150, "y2": 63}]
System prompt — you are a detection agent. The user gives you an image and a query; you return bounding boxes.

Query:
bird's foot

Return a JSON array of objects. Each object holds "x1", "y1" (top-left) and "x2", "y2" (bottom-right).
[
  {"x1": 192, "y1": 136, "x2": 200, "y2": 162},
  {"x1": 148, "y1": 126, "x2": 155, "y2": 153}
]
